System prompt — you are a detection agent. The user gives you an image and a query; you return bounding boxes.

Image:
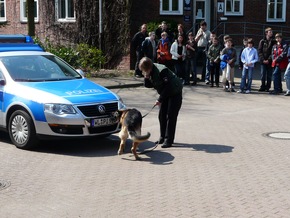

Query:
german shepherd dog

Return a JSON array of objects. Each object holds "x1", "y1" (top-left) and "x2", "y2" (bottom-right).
[{"x1": 118, "y1": 108, "x2": 151, "y2": 160}]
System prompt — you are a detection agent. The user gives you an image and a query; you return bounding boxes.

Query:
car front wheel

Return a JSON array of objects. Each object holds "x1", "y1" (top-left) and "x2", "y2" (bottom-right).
[{"x1": 8, "y1": 110, "x2": 38, "y2": 149}]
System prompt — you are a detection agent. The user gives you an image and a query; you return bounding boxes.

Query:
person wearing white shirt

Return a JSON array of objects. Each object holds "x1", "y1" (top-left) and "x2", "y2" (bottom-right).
[
  {"x1": 237, "y1": 38, "x2": 259, "y2": 93},
  {"x1": 170, "y1": 34, "x2": 186, "y2": 83},
  {"x1": 195, "y1": 20, "x2": 211, "y2": 82}
]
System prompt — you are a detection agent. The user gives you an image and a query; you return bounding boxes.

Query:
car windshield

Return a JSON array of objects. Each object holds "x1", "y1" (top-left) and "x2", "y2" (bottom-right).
[{"x1": 0, "y1": 55, "x2": 82, "y2": 81}]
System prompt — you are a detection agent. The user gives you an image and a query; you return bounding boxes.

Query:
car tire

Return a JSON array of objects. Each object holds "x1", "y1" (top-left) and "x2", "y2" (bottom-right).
[{"x1": 8, "y1": 110, "x2": 39, "y2": 149}]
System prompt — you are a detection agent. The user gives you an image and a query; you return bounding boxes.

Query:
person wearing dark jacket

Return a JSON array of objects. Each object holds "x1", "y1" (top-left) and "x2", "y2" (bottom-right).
[
  {"x1": 269, "y1": 33, "x2": 288, "y2": 95},
  {"x1": 132, "y1": 24, "x2": 148, "y2": 78},
  {"x1": 258, "y1": 27, "x2": 276, "y2": 91},
  {"x1": 139, "y1": 57, "x2": 183, "y2": 148},
  {"x1": 141, "y1": 31, "x2": 157, "y2": 62}
]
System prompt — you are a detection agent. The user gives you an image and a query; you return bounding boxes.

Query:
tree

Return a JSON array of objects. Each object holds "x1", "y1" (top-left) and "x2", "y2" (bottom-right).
[{"x1": 27, "y1": 0, "x2": 35, "y2": 36}]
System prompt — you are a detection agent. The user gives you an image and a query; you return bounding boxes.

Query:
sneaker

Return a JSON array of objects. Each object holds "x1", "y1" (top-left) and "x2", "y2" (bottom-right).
[
  {"x1": 284, "y1": 92, "x2": 290, "y2": 96},
  {"x1": 237, "y1": 90, "x2": 244, "y2": 93},
  {"x1": 231, "y1": 88, "x2": 236, "y2": 92},
  {"x1": 269, "y1": 90, "x2": 279, "y2": 95},
  {"x1": 258, "y1": 88, "x2": 265, "y2": 92},
  {"x1": 205, "y1": 80, "x2": 210, "y2": 84},
  {"x1": 245, "y1": 90, "x2": 251, "y2": 94}
]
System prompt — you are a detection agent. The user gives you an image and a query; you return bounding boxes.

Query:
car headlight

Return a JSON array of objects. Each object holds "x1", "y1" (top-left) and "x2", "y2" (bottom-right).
[
  {"x1": 44, "y1": 104, "x2": 76, "y2": 115},
  {"x1": 117, "y1": 96, "x2": 127, "y2": 111}
]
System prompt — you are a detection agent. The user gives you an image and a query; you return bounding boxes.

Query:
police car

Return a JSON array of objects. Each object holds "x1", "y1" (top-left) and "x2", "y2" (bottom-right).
[{"x1": 0, "y1": 35, "x2": 126, "y2": 149}]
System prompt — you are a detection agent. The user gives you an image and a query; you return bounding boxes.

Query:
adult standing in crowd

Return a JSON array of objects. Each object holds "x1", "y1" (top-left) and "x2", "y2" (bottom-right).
[
  {"x1": 142, "y1": 31, "x2": 157, "y2": 62},
  {"x1": 195, "y1": 20, "x2": 211, "y2": 82},
  {"x1": 155, "y1": 21, "x2": 173, "y2": 42},
  {"x1": 258, "y1": 27, "x2": 276, "y2": 92},
  {"x1": 132, "y1": 24, "x2": 148, "y2": 78},
  {"x1": 139, "y1": 57, "x2": 183, "y2": 148},
  {"x1": 175, "y1": 23, "x2": 186, "y2": 41}
]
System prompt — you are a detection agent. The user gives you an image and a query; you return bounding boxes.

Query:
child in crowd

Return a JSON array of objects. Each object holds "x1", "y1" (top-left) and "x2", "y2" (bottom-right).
[
  {"x1": 220, "y1": 38, "x2": 237, "y2": 92},
  {"x1": 207, "y1": 36, "x2": 221, "y2": 87},
  {"x1": 185, "y1": 32, "x2": 197, "y2": 85},
  {"x1": 270, "y1": 33, "x2": 288, "y2": 95},
  {"x1": 283, "y1": 46, "x2": 290, "y2": 96},
  {"x1": 170, "y1": 34, "x2": 186, "y2": 83},
  {"x1": 237, "y1": 38, "x2": 258, "y2": 94},
  {"x1": 238, "y1": 37, "x2": 248, "y2": 70},
  {"x1": 157, "y1": 32, "x2": 172, "y2": 69}
]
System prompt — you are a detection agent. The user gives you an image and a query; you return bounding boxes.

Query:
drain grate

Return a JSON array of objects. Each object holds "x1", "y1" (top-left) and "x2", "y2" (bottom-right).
[
  {"x1": 264, "y1": 132, "x2": 290, "y2": 140},
  {"x1": 0, "y1": 180, "x2": 11, "y2": 191}
]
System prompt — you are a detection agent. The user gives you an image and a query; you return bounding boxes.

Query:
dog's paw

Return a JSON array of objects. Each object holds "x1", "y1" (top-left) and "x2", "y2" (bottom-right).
[{"x1": 135, "y1": 156, "x2": 142, "y2": 161}]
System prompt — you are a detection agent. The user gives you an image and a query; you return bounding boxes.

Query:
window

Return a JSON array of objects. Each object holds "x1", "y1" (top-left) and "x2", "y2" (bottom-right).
[
  {"x1": 56, "y1": 0, "x2": 75, "y2": 22},
  {"x1": 224, "y1": 0, "x2": 244, "y2": 16},
  {"x1": 160, "y1": 0, "x2": 183, "y2": 15},
  {"x1": 267, "y1": 0, "x2": 286, "y2": 22},
  {"x1": 0, "y1": 0, "x2": 6, "y2": 22},
  {"x1": 20, "y1": 0, "x2": 39, "y2": 22},
  {"x1": 195, "y1": 0, "x2": 205, "y2": 19}
]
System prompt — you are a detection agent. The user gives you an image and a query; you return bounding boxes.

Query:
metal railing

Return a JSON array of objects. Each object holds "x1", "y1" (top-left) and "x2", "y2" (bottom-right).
[{"x1": 211, "y1": 22, "x2": 290, "y2": 42}]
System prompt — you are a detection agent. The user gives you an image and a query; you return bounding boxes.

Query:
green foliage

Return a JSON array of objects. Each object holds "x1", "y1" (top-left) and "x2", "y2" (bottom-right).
[
  {"x1": 33, "y1": 37, "x2": 105, "y2": 72},
  {"x1": 146, "y1": 21, "x2": 160, "y2": 33},
  {"x1": 146, "y1": 19, "x2": 179, "y2": 39},
  {"x1": 76, "y1": 43, "x2": 105, "y2": 71}
]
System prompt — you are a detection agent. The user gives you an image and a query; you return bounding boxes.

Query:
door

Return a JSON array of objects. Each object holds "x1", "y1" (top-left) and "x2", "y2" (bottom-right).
[{"x1": 194, "y1": 0, "x2": 211, "y2": 32}]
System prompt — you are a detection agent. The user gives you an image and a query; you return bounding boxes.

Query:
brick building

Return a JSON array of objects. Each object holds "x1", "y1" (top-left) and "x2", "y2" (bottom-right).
[{"x1": 130, "y1": 0, "x2": 290, "y2": 69}]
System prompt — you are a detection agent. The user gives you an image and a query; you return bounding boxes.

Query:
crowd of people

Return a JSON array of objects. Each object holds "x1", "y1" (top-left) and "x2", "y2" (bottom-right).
[
  {"x1": 132, "y1": 21, "x2": 290, "y2": 149},
  {"x1": 132, "y1": 20, "x2": 290, "y2": 96}
]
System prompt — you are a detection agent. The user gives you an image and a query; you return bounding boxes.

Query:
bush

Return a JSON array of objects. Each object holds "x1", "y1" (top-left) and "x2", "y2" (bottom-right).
[
  {"x1": 33, "y1": 37, "x2": 105, "y2": 72},
  {"x1": 76, "y1": 43, "x2": 105, "y2": 72}
]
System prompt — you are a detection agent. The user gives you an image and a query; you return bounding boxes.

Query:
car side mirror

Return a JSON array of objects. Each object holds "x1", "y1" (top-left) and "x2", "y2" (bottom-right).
[{"x1": 76, "y1": 69, "x2": 85, "y2": 77}]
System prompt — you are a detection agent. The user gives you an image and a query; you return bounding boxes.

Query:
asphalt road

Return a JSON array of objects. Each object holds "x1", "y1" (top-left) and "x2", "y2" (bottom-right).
[{"x1": 1, "y1": 84, "x2": 290, "y2": 218}]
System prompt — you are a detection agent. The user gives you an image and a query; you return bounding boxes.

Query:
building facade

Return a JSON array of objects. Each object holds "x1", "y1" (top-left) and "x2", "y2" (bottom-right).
[
  {"x1": 0, "y1": 0, "x2": 290, "y2": 70},
  {"x1": 130, "y1": 0, "x2": 290, "y2": 69}
]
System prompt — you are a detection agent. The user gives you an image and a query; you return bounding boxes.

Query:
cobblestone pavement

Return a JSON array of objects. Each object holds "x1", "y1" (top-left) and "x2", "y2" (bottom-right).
[{"x1": 0, "y1": 75, "x2": 290, "y2": 218}]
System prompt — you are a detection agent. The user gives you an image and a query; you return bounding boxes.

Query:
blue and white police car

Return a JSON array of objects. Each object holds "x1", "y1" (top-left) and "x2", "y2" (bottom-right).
[{"x1": 0, "y1": 35, "x2": 126, "y2": 149}]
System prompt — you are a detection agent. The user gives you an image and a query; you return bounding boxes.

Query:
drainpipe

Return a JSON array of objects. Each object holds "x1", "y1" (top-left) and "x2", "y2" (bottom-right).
[
  {"x1": 99, "y1": 0, "x2": 102, "y2": 69},
  {"x1": 99, "y1": 0, "x2": 102, "y2": 50}
]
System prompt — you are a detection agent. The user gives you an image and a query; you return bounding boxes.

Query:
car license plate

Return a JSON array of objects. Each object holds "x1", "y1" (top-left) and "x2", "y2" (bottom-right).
[{"x1": 91, "y1": 118, "x2": 113, "y2": 127}]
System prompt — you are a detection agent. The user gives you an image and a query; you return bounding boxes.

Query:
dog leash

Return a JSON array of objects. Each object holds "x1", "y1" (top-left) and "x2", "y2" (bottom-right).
[
  {"x1": 142, "y1": 104, "x2": 157, "y2": 118},
  {"x1": 138, "y1": 141, "x2": 159, "y2": 155},
  {"x1": 138, "y1": 104, "x2": 158, "y2": 154}
]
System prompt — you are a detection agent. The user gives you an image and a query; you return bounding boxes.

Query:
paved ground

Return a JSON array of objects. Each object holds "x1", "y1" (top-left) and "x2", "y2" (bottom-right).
[{"x1": 0, "y1": 70, "x2": 290, "y2": 218}]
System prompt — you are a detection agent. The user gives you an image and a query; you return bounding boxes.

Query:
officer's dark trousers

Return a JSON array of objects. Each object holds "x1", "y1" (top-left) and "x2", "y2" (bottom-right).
[{"x1": 159, "y1": 92, "x2": 182, "y2": 144}]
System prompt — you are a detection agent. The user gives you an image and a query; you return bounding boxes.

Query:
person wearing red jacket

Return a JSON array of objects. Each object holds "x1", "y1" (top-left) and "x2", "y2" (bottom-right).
[
  {"x1": 157, "y1": 32, "x2": 172, "y2": 70},
  {"x1": 269, "y1": 33, "x2": 288, "y2": 95}
]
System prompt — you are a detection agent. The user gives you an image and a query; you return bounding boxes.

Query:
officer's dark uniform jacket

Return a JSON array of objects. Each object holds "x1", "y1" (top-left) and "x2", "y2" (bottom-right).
[{"x1": 144, "y1": 63, "x2": 183, "y2": 103}]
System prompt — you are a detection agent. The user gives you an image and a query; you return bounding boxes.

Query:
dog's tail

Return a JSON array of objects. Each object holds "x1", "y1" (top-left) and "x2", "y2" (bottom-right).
[{"x1": 129, "y1": 131, "x2": 151, "y2": 142}]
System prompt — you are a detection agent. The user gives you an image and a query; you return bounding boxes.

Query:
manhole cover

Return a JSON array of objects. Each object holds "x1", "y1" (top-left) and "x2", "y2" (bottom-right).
[
  {"x1": 0, "y1": 180, "x2": 11, "y2": 191},
  {"x1": 264, "y1": 132, "x2": 290, "y2": 140}
]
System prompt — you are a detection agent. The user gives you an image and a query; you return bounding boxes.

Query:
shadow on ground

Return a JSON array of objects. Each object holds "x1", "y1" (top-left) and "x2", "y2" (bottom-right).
[{"x1": 174, "y1": 143, "x2": 234, "y2": 153}]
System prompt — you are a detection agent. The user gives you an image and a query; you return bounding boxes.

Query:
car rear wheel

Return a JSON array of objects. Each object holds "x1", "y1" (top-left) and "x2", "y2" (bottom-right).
[{"x1": 8, "y1": 110, "x2": 39, "y2": 149}]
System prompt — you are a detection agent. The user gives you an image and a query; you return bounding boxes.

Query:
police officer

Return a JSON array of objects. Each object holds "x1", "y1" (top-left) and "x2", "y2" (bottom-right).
[{"x1": 139, "y1": 57, "x2": 182, "y2": 148}]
